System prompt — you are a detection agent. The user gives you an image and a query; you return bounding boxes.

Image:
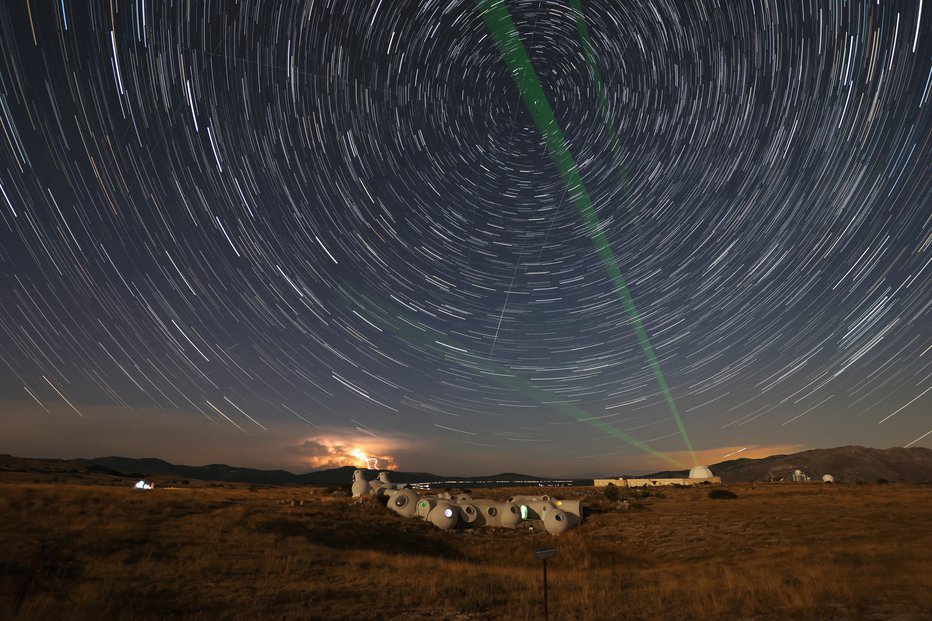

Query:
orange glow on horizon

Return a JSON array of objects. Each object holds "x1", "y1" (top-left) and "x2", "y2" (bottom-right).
[{"x1": 664, "y1": 444, "x2": 806, "y2": 468}]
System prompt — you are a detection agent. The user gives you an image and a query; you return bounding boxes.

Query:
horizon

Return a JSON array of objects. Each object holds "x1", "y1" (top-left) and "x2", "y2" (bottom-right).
[
  {"x1": 0, "y1": 1, "x2": 929, "y2": 476},
  {"x1": 11, "y1": 442, "x2": 929, "y2": 481}
]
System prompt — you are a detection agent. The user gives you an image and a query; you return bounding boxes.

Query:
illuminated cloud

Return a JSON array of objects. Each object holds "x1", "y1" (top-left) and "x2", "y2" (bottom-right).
[{"x1": 298, "y1": 437, "x2": 399, "y2": 470}]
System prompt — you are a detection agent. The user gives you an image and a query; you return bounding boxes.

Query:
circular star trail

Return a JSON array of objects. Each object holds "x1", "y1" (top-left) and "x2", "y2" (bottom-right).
[{"x1": 0, "y1": 0, "x2": 929, "y2": 470}]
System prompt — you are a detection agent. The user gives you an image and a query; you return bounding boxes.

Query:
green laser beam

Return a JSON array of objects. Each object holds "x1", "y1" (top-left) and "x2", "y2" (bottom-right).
[
  {"x1": 341, "y1": 284, "x2": 686, "y2": 468},
  {"x1": 477, "y1": 0, "x2": 697, "y2": 465},
  {"x1": 568, "y1": 0, "x2": 645, "y2": 245}
]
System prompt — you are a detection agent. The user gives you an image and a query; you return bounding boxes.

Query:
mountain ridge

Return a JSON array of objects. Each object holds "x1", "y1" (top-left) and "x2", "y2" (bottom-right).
[
  {"x1": 68, "y1": 457, "x2": 552, "y2": 486},
  {"x1": 641, "y1": 445, "x2": 932, "y2": 482},
  {"x1": 10, "y1": 445, "x2": 930, "y2": 486}
]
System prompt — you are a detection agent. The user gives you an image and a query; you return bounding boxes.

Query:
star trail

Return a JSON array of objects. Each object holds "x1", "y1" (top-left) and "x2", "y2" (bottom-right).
[{"x1": 0, "y1": 0, "x2": 928, "y2": 474}]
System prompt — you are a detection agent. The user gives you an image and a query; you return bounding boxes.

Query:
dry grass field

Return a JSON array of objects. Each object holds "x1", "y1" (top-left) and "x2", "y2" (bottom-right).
[{"x1": 1, "y1": 470, "x2": 931, "y2": 620}]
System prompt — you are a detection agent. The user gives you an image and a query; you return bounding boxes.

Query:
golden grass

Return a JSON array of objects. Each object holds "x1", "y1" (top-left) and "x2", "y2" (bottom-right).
[{"x1": 1, "y1": 477, "x2": 931, "y2": 620}]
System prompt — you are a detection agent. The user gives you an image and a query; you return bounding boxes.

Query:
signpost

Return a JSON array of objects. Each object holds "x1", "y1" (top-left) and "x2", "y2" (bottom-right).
[{"x1": 534, "y1": 548, "x2": 557, "y2": 620}]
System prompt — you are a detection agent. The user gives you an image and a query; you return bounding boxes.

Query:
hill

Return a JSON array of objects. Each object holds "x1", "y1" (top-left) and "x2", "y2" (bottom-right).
[
  {"x1": 67, "y1": 457, "x2": 549, "y2": 487},
  {"x1": 11, "y1": 445, "x2": 932, "y2": 487},
  {"x1": 644, "y1": 446, "x2": 932, "y2": 483}
]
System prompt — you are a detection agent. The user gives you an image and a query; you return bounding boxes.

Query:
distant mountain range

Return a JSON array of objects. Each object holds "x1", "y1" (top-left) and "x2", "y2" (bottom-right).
[
  {"x1": 643, "y1": 446, "x2": 932, "y2": 483},
  {"x1": 67, "y1": 456, "x2": 553, "y2": 486},
  {"x1": 3, "y1": 446, "x2": 929, "y2": 486}
]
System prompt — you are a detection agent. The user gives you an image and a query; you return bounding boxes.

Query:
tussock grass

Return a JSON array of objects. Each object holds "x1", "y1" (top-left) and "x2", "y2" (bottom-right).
[{"x1": 1, "y1": 480, "x2": 930, "y2": 619}]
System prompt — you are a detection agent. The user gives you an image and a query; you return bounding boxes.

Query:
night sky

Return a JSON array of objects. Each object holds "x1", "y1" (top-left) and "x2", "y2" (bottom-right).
[{"x1": 0, "y1": 0, "x2": 929, "y2": 477}]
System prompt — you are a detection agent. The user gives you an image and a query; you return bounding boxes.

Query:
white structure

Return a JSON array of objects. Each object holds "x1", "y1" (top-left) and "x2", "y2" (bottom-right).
[
  {"x1": 689, "y1": 465, "x2": 714, "y2": 479},
  {"x1": 355, "y1": 470, "x2": 584, "y2": 535},
  {"x1": 822, "y1": 474, "x2": 835, "y2": 483},
  {"x1": 134, "y1": 480, "x2": 154, "y2": 490},
  {"x1": 595, "y1": 465, "x2": 721, "y2": 488},
  {"x1": 792, "y1": 469, "x2": 810, "y2": 482},
  {"x1": 352, "y1": 469, "x2": 405, "y2": 497}
]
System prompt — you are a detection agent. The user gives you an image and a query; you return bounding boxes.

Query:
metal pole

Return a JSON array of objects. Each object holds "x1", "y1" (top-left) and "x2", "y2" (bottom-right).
[{"x1": 542, "y1": 558, "x2": 549, "y2": 621}]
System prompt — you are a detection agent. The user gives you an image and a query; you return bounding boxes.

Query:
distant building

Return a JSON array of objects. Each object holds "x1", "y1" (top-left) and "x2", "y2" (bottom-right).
[
  {"x1": 595, "y1": 465, "x2": 721, "y2": 488},
  {"x1": 792, "y1": 469, "x2": 810, "y2": 482}
]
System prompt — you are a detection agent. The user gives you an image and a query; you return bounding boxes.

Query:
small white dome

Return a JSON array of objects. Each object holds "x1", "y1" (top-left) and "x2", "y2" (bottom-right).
[
  {"x1": 822, "y1": 474, "x2": 834, "y2": 483},
  {"x1": 428, "y1": 501, "x2": 459, "y2": 530},
  {"x1": 689, "y1": 465, "x2": 713, "y2": 479}
]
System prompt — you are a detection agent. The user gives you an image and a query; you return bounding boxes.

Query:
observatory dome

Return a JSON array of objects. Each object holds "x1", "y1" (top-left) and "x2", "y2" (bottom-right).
[
  {"x1": 428, "y1": 501, "x2": 459, "y2": 530},
  {"x1": 822, "y1": 474, "x2": 835, "y2": 483},
  {"x1": 689, "y1": 466, "x2": 713, "y2": 479}
]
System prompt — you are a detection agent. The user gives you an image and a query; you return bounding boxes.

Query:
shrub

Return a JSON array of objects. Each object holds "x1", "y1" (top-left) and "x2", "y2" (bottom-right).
[
  {"x1": 708, "y1": 489, "x2": 738, "y2": 500},
  {"x1": 603, "y1": 483, "x2": 619, "y2": 502}
]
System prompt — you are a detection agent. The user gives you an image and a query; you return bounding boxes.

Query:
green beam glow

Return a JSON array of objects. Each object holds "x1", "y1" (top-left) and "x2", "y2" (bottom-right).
[
  {"x1": 345, "y1": 285, "x2": 686, "y2": 468},
  {"x1": 477, "y1": 0, "x2": 697, "y2": 465},
  {"x1": 568, "y1": 0, "x2": 644, "y2": 243}
]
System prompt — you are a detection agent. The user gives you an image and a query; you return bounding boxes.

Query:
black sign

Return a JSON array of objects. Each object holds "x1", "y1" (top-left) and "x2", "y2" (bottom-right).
[{"x1": 534, "y1": 548, "x2": 557, "y2": 560}]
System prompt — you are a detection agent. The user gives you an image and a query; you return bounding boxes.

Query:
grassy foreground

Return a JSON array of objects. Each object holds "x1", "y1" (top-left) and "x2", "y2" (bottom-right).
[{"x1": 1, "y1": 474, "x2": 930, "y2": 620}]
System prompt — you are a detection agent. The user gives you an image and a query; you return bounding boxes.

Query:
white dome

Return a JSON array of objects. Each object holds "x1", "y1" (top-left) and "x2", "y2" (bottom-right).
[
  {"x1": 689, "y1": 466, "x2": 713, "y2": 479},
  {"x1": 822, "y1": 474, "x2": 835, "y2": 483},
  {"x1": 428, "y1": 502, "x2": 459, "y2": 530}
]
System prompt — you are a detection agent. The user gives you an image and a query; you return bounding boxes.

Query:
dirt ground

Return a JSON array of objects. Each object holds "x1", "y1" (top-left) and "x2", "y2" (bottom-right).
[{"x1": 1, "y1": 470, "x2": 930, "y2": 620}]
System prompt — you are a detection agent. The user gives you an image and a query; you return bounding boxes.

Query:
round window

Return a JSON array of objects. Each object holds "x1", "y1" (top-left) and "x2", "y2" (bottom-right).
[
  {"x1": 555, "y1": 514, "x2": 563, "y2": 521},
  {"x1": 488, "y1": 507, "x2": 497, "y2": 517},
  {"x1": 443, "y1": 508, "x2": 454, "y2": 518},
  {"x1": 395, "y1": 496, "x2": 408, "y2": 507}
]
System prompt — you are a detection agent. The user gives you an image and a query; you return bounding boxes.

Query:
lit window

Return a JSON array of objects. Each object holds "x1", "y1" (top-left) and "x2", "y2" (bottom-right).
[
  {"x1": 520, "y1": 505, "x2": 529, "y2": 520},
  {"x1": 443, "y1": 508, "x2": 454, "y2": 518}
]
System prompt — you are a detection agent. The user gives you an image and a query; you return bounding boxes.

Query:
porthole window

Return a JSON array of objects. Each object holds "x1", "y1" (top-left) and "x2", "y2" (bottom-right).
[
  {"x1": 488, "y1": 507, "x2": 497, "y2": 517},
  {"x1": 555, "y1": 514, "x2": 563, "y2": 521},
  {"x1": 395, "y1": 495, "x2": 408, "y2": 508},
  {"x1": 443, "y1": 508, "x2": 454, "y2": 518}
]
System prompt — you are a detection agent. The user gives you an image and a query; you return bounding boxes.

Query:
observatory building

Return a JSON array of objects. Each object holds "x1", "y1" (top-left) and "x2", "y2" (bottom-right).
[{"x1": 594, "y1": 465, "x2": 721, "y2": 488}]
